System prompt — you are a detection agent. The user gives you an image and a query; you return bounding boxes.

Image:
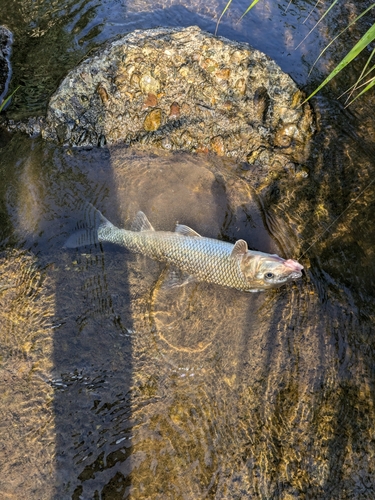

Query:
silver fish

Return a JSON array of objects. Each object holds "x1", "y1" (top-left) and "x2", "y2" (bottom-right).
[{"x1": 65, "y1": 206, "x2": 303, "y2": 292}]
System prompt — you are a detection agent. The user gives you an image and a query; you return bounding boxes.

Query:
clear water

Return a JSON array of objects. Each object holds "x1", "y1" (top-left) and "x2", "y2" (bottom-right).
[{"x1": 0, "y1": 1, "x2": 375, "y2": 499}]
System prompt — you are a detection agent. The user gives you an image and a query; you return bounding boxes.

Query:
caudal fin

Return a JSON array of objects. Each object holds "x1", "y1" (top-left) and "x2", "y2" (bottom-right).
[{"x1": 64, "y1": 202, "x2": 114, "y2": 248}]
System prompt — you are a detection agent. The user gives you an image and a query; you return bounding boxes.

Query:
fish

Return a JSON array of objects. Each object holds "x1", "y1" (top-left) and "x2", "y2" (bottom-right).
[{"x1": 64, "y1": 205, "x2": 303, "y2": 292}]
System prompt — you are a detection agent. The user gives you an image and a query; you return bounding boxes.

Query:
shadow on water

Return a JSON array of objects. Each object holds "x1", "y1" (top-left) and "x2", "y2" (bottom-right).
[
  {"x1": 48, "y1": 147, "x2": 285, "y2": 498},
  {"x1": 47, "y1": 148, "x2": 136, "y2": 498},
  {"x1": 0, "y1": 137, "x2": 135, "y2": 497}
]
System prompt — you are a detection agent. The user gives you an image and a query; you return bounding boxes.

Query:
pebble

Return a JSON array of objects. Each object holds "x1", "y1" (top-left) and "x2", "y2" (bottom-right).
[
  {"x1": 143, "y1": 93, "x2": 158, "y2": 108},
  {"x1": 143, "y1": 108, "x2": 162, "y2": 131},
  {"x1": 169, "y1": 102, "x2": 180, "y2": 118}
]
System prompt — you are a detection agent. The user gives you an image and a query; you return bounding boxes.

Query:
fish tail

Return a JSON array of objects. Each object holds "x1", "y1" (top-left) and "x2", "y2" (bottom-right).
[{"x1": 64, "y1": 202, "x2": 115, "y2": 248}]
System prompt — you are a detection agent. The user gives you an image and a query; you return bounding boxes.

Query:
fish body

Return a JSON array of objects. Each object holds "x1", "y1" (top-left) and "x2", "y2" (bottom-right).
[{"x1": 65, "y1": 207, "x2": 303, "y2": 292}]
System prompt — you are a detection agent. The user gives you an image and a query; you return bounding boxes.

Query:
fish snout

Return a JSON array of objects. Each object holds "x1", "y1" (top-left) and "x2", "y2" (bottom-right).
[{"x1": 284, "y1": 259, "x2": 304, "y2": 273}]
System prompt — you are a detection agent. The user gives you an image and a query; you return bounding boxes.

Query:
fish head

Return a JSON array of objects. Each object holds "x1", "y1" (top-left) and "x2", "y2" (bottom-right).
[{"x1": 240, "y1": 250, "x2": 304, "y2": 291}]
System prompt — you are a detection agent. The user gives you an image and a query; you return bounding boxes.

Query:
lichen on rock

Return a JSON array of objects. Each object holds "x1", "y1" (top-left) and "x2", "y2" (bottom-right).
[{"x1": 42, "y1": 26, "x2": 314, "y2": 170}]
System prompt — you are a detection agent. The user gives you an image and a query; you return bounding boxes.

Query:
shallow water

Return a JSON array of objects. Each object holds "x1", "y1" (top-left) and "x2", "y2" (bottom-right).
[{"x1": 1, "y1": 1, "x2": 375, "y2": 499}]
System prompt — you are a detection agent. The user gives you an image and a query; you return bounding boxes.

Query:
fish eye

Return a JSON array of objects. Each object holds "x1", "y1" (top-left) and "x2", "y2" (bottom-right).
[{"x1": 264, "y1": 272, "x2": 274, "y2": 279}]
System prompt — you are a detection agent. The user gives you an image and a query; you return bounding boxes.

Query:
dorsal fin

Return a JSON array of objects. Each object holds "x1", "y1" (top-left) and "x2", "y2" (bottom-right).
[
  {"x1": 131, "y1": 211, "x2": 154, "y2": 232},
  {"x1": 230, "y1": 239, "x2": 248, "y2": 258},
  {"x1": 175, "y1": 224, "x2": 201, "y2": 237}
]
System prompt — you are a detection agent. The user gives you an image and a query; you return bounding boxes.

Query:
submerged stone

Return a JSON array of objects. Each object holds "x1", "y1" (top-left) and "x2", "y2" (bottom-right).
[{"x1": 39, "y1": 26, "x2": 314, "y2": 170}]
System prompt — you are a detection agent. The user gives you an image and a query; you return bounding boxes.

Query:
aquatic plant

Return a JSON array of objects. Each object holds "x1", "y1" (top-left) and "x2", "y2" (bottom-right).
[
  {"x1": 0, "y1": 86, "x2": 19, "y2": 113},
  {"x1": 215, "y1": 1, "x2": 375, "y2": 105}
]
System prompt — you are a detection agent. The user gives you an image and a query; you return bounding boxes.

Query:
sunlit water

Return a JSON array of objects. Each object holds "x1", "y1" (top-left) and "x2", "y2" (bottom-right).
[{"x1": 1, "y1": 0, "x2": 375, "y2": 499}]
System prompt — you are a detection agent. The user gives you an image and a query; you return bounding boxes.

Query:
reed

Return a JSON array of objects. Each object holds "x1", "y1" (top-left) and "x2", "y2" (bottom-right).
[{"x1": 0, "y1": 86, "x2": 20, "y2": 113}]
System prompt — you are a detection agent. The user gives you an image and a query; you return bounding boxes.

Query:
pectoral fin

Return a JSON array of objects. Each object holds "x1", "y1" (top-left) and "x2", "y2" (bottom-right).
[
  {"x1": 161, "y1": 266, "x2": 196, "y2": 289},
  {"x1": 131, "y1": 211, "x2": 155, "y2": 232}
]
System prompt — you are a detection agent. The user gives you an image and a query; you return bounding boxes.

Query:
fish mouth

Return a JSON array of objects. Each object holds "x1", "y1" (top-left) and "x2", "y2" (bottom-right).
[
  {"x1": 284, "y1": 259, "x2": 304, "y2": 272},
  {"x1": 288, "y1": 271, "x2": 303, "y2": 280}
]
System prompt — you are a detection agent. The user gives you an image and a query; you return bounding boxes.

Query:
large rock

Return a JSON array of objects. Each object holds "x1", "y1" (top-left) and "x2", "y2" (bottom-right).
[{"x1": 42, "y1": 26, "x2": 314, "y2": 170}]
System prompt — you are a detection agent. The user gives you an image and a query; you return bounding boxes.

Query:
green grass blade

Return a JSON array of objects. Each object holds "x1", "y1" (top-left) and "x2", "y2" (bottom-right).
[
  {"x1": 215, "y1": 0, "x2": 234, "y2": 36},
  {"x1": 0, "y1": 86, "x2": 20, "y2": 113},
  {"x1": 344, "y1": 46, "x2": 375, "y2": 104},
  {"x1": 308, "y1": 4, "x2": 375, "y2": 77},
  {"x1": 346, "y1": 77, "x2": 375, "y2": 106},
  {"x1": 302, "y1": 23, "x2": 375, "y2": 103},
  {"x1": 238, "y1": 0, "x2": 262, "y2": 22},
  {"x1": 338, "y1": 63, "x2": 375, "y2": 99}
]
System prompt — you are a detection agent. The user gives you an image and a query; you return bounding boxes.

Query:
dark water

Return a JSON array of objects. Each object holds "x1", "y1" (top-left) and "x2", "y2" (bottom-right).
[{"x1": 1, "y1": 1, "x2": 375, "y2": 499}]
